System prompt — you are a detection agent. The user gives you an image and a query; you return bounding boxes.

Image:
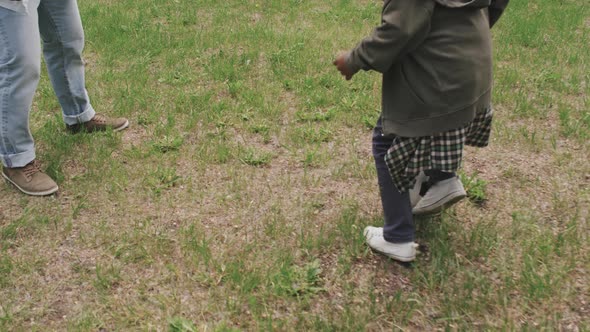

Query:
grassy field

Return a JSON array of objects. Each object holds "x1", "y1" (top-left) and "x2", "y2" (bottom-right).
[{"x1": 1, "y1": 0, "x2": 589, "y2": 330}]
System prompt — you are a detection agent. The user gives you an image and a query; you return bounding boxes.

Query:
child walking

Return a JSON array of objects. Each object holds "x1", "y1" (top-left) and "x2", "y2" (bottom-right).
[{"x1": 334, "y1": 0, "x2": 509, "y2": 262}]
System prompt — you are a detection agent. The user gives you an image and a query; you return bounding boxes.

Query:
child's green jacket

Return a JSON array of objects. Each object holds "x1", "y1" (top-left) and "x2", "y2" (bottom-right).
[{"x1": 346, "y1": 0, "x2": 509, "y2": 137}]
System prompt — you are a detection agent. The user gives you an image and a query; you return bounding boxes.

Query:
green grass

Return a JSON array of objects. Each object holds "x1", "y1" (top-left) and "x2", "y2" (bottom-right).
[{"x1": 1, "y1": 0, "x2": 589, "y2": 330}]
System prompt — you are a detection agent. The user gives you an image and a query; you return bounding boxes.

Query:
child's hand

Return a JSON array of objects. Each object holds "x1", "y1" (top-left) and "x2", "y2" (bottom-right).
[{"x1": 333, "y1": 53, "x2": 355, "y2": 80}]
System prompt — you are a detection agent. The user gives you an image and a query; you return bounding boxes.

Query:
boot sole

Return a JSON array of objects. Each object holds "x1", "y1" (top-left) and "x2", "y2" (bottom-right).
[
  {"x1": 67, "y1": 119, "x2": 129, "y2": 134},
  {"x1": 2, "y1": 172, "x2": 59, "y2": 196},
  {"x1": 412, "y1": 190, "x2": 466, "y2": 215},
  {"x1": 114, "y1": 120, "x2": 130, "y2": 132}
]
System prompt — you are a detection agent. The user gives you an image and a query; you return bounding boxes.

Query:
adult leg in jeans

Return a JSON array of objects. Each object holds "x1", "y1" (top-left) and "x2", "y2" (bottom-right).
[
  {"x1": 38, "y1": 0, "x2": 95, "y2": 126},
  {"x1": 0, "y1": 4, "x2": 42, "y2": 168},
  {"x1": 372, "y1": 118, "x2": 414, "y2": 243}
]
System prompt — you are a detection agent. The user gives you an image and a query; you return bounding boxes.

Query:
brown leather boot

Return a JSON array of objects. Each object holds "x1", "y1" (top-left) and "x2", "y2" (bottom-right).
[
  {"x1": 2, "y1": 160, "x2": 58, "y2": 196},
  {"x1": 66, "y1": 113, "x2": 129, "y2": 133}
]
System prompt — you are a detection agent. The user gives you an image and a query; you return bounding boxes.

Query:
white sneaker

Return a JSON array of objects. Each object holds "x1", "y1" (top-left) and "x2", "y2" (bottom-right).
[
  {"x1": 412, "y1": 177, "x2": 466, "y2": 215},
  {"x1": 363, "y1": 226, "x2": 417, "y2": 262}
]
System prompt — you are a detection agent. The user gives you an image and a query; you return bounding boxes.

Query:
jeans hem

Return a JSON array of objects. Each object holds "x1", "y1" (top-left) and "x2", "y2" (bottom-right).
[
  {"x1": 62, "y1": 104, "x2": 95, "y2": 125},
  {"x1": 1, "y1": 149, "x2": 35, "y2": 168}
]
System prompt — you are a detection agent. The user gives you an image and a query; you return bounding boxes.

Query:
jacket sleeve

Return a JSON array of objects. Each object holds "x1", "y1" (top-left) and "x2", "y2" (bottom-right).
[
  {"x1": 346, "y1": 0, "x2": 434, "y2": 74},
  {"x1": 489, "y1": 0, "x2": 509, "y2": 28}
]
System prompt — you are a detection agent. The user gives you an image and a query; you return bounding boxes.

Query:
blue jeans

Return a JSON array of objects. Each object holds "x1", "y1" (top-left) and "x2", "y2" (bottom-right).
[
  {"x1": 372, "y1": 118, "x2": 414, "y2": 243},
  {"x1": 0, "y1": 0, "x2": 95, "y2": 168}
]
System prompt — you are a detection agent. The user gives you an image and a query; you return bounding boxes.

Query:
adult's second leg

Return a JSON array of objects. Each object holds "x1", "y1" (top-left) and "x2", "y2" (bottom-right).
[
  {"x1": 0, "y1": 6, "x2": 42, "y2": 168},
  {"x1": 38, "y1": 0, "x2": 95, "y2": 125}
]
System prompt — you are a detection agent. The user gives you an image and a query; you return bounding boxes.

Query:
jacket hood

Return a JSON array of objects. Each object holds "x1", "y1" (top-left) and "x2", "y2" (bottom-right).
[{"x1": 434, "y1": 0, "x2": 491, "y2": 8}]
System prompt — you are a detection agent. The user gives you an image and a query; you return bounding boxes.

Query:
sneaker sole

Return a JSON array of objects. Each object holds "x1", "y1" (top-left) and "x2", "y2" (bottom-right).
[
  {"x1": 2, "y1": 172, "x2": 59, "y2": 196},
  {"x1": 368, "y1": 246, "x2": 416, "y2": 262},
  {"x1": 382, "y1": 251, "x2": 415, "y2": 262},
  {"x1": 365, "y1": 231, "x2": 417, "y2": 262},
  {"x1": 412, "y1": 190, "x2": 466, "y2": 215}
]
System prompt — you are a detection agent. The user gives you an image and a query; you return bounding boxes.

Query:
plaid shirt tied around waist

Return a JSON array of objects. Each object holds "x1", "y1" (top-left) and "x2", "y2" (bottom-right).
[{"x1": 384, "y1": 106, "x2": 493, "y2": 192}]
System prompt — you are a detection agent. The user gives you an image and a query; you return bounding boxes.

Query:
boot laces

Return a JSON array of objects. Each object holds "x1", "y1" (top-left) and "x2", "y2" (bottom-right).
[
  {"x1": 23, "y1": 160, "x2": 42, "y2": 180},
  {"x1": 92, "y1": 114, "x2": 107, "y2": 124}
]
